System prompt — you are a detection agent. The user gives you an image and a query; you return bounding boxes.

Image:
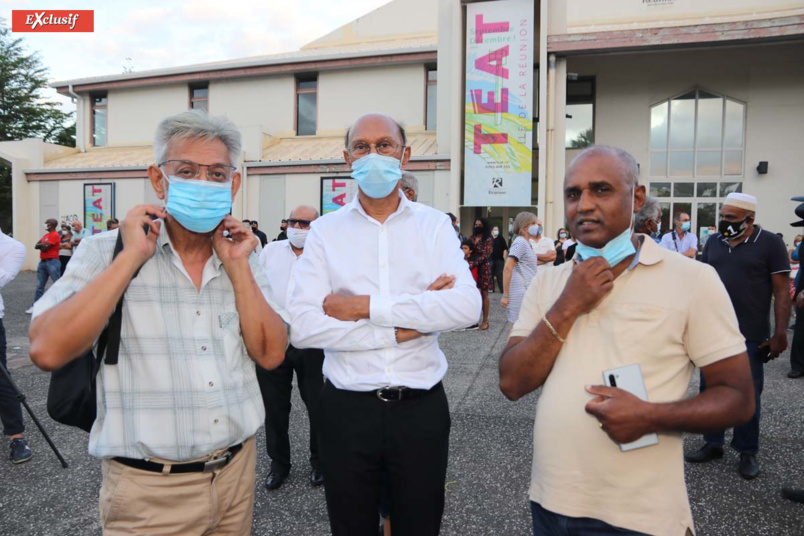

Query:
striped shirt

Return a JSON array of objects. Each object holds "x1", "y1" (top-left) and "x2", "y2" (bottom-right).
[{"x1": 32, "y1": 227, "x2": 276, "y2": 461}]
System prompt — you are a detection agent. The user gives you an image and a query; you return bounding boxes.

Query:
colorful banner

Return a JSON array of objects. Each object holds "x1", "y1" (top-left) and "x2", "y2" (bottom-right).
[
  {"x1": 321, "y1": 177, "x2": 358, "y2": 215},
  {"x1": 84, "y1": 183, "x2": 115, "y2": 235},
  {"x1": 464, "y1": 0, "x2": 534, "y2": 207}
]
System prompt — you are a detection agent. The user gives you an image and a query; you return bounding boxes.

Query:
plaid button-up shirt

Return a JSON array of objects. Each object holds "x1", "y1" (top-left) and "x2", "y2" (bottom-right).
[{"x1": 33, "y1": 227, "x2": 277, "y2": 461}]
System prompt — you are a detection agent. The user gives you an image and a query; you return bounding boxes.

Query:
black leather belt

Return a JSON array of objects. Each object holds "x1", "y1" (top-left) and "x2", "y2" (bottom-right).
[
  {"x1": 370, "y1": 382, "x2": 442, "y2": 402},
  {"x1": 113, "y1": 443, "x2": 243, "y2": 474}
]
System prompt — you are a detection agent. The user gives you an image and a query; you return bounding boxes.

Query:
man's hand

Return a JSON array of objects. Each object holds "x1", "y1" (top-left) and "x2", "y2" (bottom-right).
[
  {"x1": 119, "y1": 204, "x2": 166, "y2": 268},
  {"x1": 760, "y1": 332, "x2": 788, "y2": 359},
  {"x1": 427, "y1": 273, "x2": 456, "y2": 291},
  {"x1": 213, "y1": 215, "x2": 258, "y2": 268},
  {"x1": 556, "y1": 257, "x2": 614, "y2": 316},
  {"x1": 323, "y1": 294, "x2": 370, "y2": 321},
  {"x1": 584, "y1": 385, "x2": 654, "y2": 444}
]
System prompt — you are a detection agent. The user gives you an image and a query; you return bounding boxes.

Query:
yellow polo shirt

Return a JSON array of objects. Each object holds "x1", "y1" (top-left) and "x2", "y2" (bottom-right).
[{"x1": 511, "y1": 236, "x2": 745, "y2": 536}]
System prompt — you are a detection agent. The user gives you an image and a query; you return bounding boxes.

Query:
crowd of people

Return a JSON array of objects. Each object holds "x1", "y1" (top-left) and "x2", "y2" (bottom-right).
[{"x1": 0, "y1": 108, "x2": 800, "y2": 536}]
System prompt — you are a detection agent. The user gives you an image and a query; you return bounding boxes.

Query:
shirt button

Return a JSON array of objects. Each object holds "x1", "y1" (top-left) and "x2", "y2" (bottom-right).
[
  {"x1": 196, "y1": 311, "x2": 201, "y2": 316},
  {"x1": 208, "y1": 381, "x2": 214, "y2": 387},
  {"x1": 201, "y1": 346, "x2": 207, "y2": 352},
  {"x1": 213, "y1": 419, "x2": 219, "y2": 424}
]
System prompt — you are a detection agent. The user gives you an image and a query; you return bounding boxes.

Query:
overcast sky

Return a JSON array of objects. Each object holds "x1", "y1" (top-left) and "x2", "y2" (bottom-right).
[{"x1": 1, "y1": 0, "x2": 391, "y2": 112}]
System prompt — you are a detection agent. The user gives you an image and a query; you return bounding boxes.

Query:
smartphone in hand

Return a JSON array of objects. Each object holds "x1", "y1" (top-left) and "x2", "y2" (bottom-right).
[{"x1": 602, "y1": 364, "x2": 659, "y2": 452}]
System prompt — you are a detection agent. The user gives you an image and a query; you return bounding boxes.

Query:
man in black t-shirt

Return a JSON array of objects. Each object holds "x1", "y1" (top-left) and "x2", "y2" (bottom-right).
[{"x1": 686, "y1": 193, "x2": 791, "y2": 480}]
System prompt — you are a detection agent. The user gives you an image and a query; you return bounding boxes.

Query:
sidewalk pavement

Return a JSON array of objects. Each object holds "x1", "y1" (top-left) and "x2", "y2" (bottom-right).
[{"x1": 0, "y1": 271, "x2": 802, "y2": 535}]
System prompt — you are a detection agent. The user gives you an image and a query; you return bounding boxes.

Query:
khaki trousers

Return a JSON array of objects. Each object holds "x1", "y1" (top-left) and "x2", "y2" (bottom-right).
[{"x1": 99, "y1": 437, "x2": 256, "y2": 536}]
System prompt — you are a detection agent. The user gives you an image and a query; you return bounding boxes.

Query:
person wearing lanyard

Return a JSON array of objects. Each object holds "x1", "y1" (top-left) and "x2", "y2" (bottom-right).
[
  {"x1": 257, "y1": 205, "x2": 325, "y2": 491},
  {"x1": 659, "y1": 212, "x2": 698, "y2": 258},
  {"x1": 288, "y1": 112, "x2": 481, "y2": 536}
]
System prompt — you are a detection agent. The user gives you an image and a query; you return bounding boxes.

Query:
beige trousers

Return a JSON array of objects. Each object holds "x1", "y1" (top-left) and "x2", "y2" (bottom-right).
[{"x1": 99, "y1": 437, "x2": 256, "y2": 536}]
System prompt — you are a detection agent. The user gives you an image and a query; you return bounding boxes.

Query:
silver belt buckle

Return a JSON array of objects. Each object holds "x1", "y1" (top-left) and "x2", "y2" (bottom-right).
[
  {"x1": 376, "y1": 386, "x2": 403, "y2": 402},
  {"x1": 203, "y1": 451, "x2": 232, "y2": 473}
]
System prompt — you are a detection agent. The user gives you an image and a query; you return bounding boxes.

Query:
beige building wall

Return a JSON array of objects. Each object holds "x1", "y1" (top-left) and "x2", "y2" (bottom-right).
[
  {"x1": 107, "y1": 85, "x2": 189, "y2": 146},
  {"x1": 566, "y1": 42, "x2": 804, "y2": 246},
  {"x1": 210, "y1": 76, "x2": 296, "y2": 138},
  {"x1": 318, "y1": 65, "x2": 429, "y2": 135}
]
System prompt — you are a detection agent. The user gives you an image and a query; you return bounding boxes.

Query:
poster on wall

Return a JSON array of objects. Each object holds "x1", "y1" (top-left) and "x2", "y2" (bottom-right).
[
  {"x1": 84, "y1": 183, "x2": 115, "y2": 235},
  {"x1": 464, "y1": 0, "x2": 534, "y2": 207},
  {"x1": 321, "y1": 177, "x2": 358, "y2": 215}
]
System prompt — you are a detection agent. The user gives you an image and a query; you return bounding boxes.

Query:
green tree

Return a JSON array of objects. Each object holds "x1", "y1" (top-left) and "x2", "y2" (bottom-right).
[
  {"x1": 569, "y1": 127, "x2": 594, "y2": 149},
  {"x1": 0, "y1": 19, "x2": 71, "y2": 233}
]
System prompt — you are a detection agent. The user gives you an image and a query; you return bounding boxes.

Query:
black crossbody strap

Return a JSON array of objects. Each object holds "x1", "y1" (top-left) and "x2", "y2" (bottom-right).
[{"x1": 99, "y1": 232, "x2": 127, "y2": 366}]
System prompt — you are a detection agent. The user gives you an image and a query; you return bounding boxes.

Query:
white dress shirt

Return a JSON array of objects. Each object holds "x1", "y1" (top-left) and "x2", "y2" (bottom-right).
[
  {"x1": 659, "y1": 230, "x2": 699, "y2": 255},
  {"x1": 288, "y1": 191, "x2": 482, "y2": 391},
  {"x1": 0, "y1": 229, "x2": 26, "y2": 319},
  {"x1": 529, "y1": 236, "x2": 554, "y2": 255},
  {"x1": 32, "y1": 228, "x2": 277, "y2": 461},
  {"x1": 259, "y1": 239, "x2": 298, "y2": 324}
]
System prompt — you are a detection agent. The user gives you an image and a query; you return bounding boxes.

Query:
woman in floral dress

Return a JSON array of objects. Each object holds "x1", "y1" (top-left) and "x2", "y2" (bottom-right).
[{"x1": 469, "y1": 217, "x2": 493, "y2": 330}]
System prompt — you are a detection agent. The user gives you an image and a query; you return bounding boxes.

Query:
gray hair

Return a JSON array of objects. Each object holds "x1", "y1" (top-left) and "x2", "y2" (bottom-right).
[
  {"x1": 512, "y1": 211, "x2": 538, "y2": 237},
  {"x1": 635, "y1": 196, "x2": 661, "y2": 229},
  {"x1": 154, "y1": 110, "x2": 242, "y2": 168},
  {"x1": 566, "y1": 145, "x2": 640, "y2": 187},
  {"x1": 400, "y1": 172, "x2": 419, "y2": 202}
]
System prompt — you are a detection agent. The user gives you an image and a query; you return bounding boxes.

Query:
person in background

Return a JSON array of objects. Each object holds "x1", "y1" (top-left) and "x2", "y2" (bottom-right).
[
  {"x1": 70, "y1": 219, "x2": 90, "y2": 248},
  {"x1": 788, "y1": 233, "x2": 803, "y2": 378},
  {"x1": 447, "y1": 212, "x2": 464, "y2": 242},
  {"x1": 25, "y1": 219, "x2": 61, "y2": 315},
  {"x1": 490, "y1": 226, "x2": 507, "y2": 293},
  {"x1": 686, "y1": 192, "x2": 790, "y2": 480},
  {"x1": 274, "y1": 219, "x2": 288, "y2": 242},
  {"x1": 251, "y1": 220, "x2": 268, "y2": 248},
  {"x1": 400, "y1": 172, "x2": 418, "y2": 202},
  {"x1": 634, "y1": 195, "x2": 663, "y2": 244},
  {"x1": 462, "y1": 239, "x2": 478, "y2": 283},
  {"x1": 58, "y1": 224, "x2": 73, "y2": 276},
  {"x1": 659, "y1": 212, "x2": 697, "y2": 258},
  {"x1": 469, "y1": 217, "x2": 493, "y2": 331},
  {"x1": 0, "y1": 227, "x2": 32, "y2": 463},
  {"x1": 501, "y1": 212, "x2": 539, "y2": 327},
  {"x1": 528, "y1": 218, "x2": 556, "y2": 266},
  {"x1": 553, "y1": 228, "x2": 572, "y2": 266},
  {"x1": 106, "y1": 218, "x2": 119, "y2": 231}
]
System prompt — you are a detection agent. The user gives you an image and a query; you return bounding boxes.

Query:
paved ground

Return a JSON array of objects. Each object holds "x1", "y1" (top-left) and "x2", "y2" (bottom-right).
[{"x1": 0, "y1": 271, "x2": 802, "y2": 535}]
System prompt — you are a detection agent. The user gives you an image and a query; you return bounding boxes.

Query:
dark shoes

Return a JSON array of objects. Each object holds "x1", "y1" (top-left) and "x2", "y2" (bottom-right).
[
  {"x1": 782, "y1": 487, "x2": 804, "y2": 504},
  {"x1": 788, "y1": 370, "x2": 804, "y2": 379},
  {"x1": 310, "y1": 468, "x2": 324, "y2": 487},
  {"x1": 684, "y1": 443, "x2": 724, "y2": 464},
  {"x1": 265, "y1": 470, "x2": 288, "y2": 490},
  {"x1": 739, "y1": 454, "x2": 760, "y2": 480},
  {"x1": 10, "y1": 438, "x2": 33, "y2": 464}
]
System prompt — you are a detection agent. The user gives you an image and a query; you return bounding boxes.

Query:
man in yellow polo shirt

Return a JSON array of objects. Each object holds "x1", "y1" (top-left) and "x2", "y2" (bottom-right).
[{"x1": 499, "y1": 145, "x2": 755, "y2": 536}]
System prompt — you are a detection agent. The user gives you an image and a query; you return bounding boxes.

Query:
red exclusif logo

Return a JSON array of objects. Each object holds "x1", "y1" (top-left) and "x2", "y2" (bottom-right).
[{"x1": 12, "y1": 10, "x2": 94, "y2": 32}]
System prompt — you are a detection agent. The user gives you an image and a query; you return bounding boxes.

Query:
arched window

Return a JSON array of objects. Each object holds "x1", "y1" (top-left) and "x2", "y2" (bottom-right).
[{"x1": 648, "y1": 88, "x2": 747, "y2": 249}]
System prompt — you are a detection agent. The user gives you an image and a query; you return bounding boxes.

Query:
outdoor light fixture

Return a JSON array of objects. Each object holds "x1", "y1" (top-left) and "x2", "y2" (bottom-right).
[{"x1": 757, "y1": 161, "x2": 769, "y2": 174}]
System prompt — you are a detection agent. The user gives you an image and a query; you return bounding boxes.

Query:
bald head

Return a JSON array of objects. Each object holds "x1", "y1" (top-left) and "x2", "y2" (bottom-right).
[
  {"x1": 566, "y1": 145, "x2": 639, "y2": 188},
  {"x1": 344, "y1": 113, "x2": 407, "y2": 149},
  {"x1": 290, "y1": 204, "x2": 319, "y2": 222}
]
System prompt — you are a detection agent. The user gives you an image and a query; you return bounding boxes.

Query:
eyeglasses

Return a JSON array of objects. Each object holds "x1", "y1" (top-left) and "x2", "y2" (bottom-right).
[
  {"x1": 348, "y1": 140, "x2": 404, "y2": 158},
  {"x1": 287, "y1": 219, "x2": 312, "y2": 229},
  {"x1": 159, "y1": 160, "x2": 236, "y2": 183}
]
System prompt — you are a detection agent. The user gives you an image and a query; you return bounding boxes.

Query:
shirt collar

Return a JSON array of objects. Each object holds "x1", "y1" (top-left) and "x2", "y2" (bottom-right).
[
  {"x1": 346, "y1": 188, "x2": 411, "y2": 222},
  {"x1": 633, "y1": 234, "x2": 663, "y2": 267},
  {"x1": 157, "y1": 220, "x2": 224, "y2": 269}
]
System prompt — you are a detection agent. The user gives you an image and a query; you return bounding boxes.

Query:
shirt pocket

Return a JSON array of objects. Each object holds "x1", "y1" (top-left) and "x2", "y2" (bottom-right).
[
  {"x1": 218, "y1": 311, "x2": 248, "y2": 363},
  {"x1": 606, "y1": 302, "x2": 682, "y2": 363}
]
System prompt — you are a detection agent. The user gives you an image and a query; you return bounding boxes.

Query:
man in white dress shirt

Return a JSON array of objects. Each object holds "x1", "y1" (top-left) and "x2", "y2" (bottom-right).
[
  {"x1": 659, "y1": 212, "x2": 698, "y2": 258},
  {"x1": 288, "y1": 112, "x2": 481, "y2": 536},
  {"x1": 29, "y1": 111, "x2": 287, "y2": 535},
  {"x1": 257, "y1": 204, "x2": 325, "y2": 491}
]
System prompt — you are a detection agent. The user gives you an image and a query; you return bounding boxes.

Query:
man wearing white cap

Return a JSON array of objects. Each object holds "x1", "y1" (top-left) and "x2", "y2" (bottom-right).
[{"x1": 686, "y1": 192, "x2": 791, "y2": 480}]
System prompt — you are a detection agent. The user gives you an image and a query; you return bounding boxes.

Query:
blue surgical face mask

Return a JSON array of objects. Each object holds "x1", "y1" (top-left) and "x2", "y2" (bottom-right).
[
  {"x1": 575, "y1": 188, "x2": 636, "y2": 267},
  {"x1": 651, "y1": 220, "x2": 662, "y2": 238},
  {"x1": 350, "y1": 153, "x2": 402, "y2": 199},
  {"x1": 680, "y1": 221, "x2": 691, "y2": 232},
  {"x1": 163, "y1": 175, "x2": 232, "y2": 234},
  {"x1": 529, "y1": 225, "x2": 542, "y2": 237}
]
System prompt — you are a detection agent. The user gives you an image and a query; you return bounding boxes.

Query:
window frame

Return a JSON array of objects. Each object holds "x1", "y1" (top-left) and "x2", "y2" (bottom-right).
[
  {"x1": 189, "y1": 82, "x2": 209, "y2": 112},
  {"x1": 565, "y1": 76, "x2": 596, "y2": 149},
  {"x1": 295, "y1": 74, "x2": 318, "y2": 137},
  {"x1": 649, "y1": 87, "x2": 747, "y2": 180},
  {"x1": 90, "y1": 92, "x2": 108, "y2": 147},
  {"x1": 424, "y1": 65, "x2": 437, "y2": 131}
]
